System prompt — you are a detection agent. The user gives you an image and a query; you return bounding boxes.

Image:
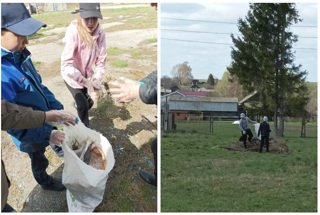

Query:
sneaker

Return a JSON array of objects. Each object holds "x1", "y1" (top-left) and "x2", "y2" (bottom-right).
[
  {"x1": 50, "y1": 145, "x2": 64, "y2": 157},
  {"x1": 41, "y1": 178, "x2": 66, "y2": 191},
  {"x1": 139, "y1": 170, "x2": 156, "y2": 187}
]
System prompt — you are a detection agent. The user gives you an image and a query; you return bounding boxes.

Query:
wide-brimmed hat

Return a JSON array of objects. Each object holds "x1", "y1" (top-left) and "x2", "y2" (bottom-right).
[
  {"x1": 72, "y1": 3, "x2": 103, "y2": 19},
  {"x1": 1, "y1": 3, "x2": 46, "y2": 36}
]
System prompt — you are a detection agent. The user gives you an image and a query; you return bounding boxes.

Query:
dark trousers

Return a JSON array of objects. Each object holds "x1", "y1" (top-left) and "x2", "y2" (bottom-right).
[
  {"x1": 27, "y1": 148, "x2": 53, "y2": 186},
  {"x1": 65, "y1": 82, "x2": 93, "y2": 127},
  {"x1": 241, "y1": 128, "x2": 253, "y2": 148},
  {"x1": 259, "y1": 135, "x2": 270, "y2": 153},
  {"x1": 151, "y1": 138, "x2": 157, "y2": 179},
  {"x1": 2, "y1": 203, "x2": 15, "y2": 212}
]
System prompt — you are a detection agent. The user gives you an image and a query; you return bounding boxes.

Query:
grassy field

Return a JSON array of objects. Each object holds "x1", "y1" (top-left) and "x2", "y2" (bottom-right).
[
  {"x1": 32, "y1": 3, "x2": 157, "y2": 32},
  {"x1": 161, "y1": 121, "x2": 317, "y2": 212}
]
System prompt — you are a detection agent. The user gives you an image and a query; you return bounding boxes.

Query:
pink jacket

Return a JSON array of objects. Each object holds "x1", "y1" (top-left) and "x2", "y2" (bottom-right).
[{"x1": 61, "y1": 20, "x2": 107, "y2": 89}]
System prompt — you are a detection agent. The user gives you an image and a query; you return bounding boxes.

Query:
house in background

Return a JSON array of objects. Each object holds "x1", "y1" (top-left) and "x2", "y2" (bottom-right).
[
  {"x1": 179, "y1": 90, "x2": 208, "y2": 97},
  {"x1": 25, "y1": 3, "x2": 69, "y2": 14},
  {"x1": 168, "y1": 96, "x2": 240, "y2": 120}
]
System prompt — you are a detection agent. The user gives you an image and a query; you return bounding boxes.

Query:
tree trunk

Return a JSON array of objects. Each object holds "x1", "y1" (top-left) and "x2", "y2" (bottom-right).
[
  {"x1": 278, "y1": 114, "x2": 284, "y2": 137},
  {"x1": 273, "y1": 107, "x2": 278, "y2": 137},
  {"x1": 301, "y1": 117, "x2": 306, "y2": 137},
  {"x1": 278, "y1": 95, "x2": 285, "y2": 137}
]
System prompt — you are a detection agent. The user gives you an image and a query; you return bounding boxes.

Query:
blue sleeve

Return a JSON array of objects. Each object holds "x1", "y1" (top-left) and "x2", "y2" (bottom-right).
[
  {"x1": 41, "y1": 84, "x2": 64, "y2": 110},
  {"x1": 1, "y1": 80, "x2": 17, "y2": 102},
  {"x1": 6, "y1": 123, "x2": 53, "y2": 144}
]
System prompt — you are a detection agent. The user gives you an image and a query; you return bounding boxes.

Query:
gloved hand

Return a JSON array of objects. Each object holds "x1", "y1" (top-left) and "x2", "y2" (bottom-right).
[
  {"x1": 92, "y1": 79, "x2": 101, "y2": 90},
  {"x1": 49, "y1": 130, "x2": 65, "y2": 146},
  {"x1": 242, "y1": 131, "x2": 246, "y2": 135},
  {"x1": 108, "y1": 77, "x2": 141, "y2": 102},
  {"x1": 82, "y1": 78, "x2": 95, "y2": 93},
  {"x1": 46, "y1": 110, "x2": 77, "y2": 126}
]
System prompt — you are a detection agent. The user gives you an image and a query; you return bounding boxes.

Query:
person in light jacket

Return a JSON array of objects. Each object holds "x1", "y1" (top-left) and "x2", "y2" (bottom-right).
[
  {"x1": 239, "y1": 113, "x2": 258, "y2": 149},
  {"x1": 61, "y1": 3, "x2": 107, "y2": 127},
  {"x1": 1, "y1": 3, "x2": 69, "y2": 192}
]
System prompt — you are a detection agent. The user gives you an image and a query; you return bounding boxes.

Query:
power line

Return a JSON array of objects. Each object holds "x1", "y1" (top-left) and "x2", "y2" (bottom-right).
[
  {"x1": 162, "y1": 28, "x2": 233, "y2": 35},
  {"x1": 162, "y1": 17, "x2": 237, "y2": 24},
  {"x1": 162, "y1": 28, "x2": 317, "y2": 38},
  {"x1": 162, "y1": 17, "x2": 317, "y2": 28},
  {"x1": 161, "y1": 38, "x2": 233, "y2": 46},
  {"x1": 162, "y1": 37, "x2": 317, "y2": 50}
]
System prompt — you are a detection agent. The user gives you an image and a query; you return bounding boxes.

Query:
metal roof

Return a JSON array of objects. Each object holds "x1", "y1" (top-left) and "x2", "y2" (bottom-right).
[
  {"x1": 179, "y1": 90, "x2": 208, "y2": 97},
  {"x1": 169, "y1": 96, "x2": 238, "y2": 103},
  {"x1": 168, "y1": 96, "x2": 238, "y2": 112}
]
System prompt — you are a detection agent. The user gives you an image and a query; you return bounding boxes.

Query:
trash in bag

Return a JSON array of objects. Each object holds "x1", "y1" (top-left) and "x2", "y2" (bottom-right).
[
  {"x1": 62, "y1": 123, "x2": 115, "y2": 212},
  {"x1": 67, "y1": 138, "x2": 107, "y2": 170}
]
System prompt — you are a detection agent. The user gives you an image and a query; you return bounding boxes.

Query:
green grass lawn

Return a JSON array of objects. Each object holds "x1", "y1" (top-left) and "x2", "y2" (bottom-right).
[{"x1": 161, "y1": 121, "x2": 317, "y2": 212}]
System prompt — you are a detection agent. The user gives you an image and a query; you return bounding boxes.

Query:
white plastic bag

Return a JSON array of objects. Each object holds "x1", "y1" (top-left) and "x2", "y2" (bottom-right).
[
  {"x1": 254, "y1": 123, "x2": 261, "y2": 140},
  {"x1": 61, "y1": 123, "x2": 115, "y2": 212}
]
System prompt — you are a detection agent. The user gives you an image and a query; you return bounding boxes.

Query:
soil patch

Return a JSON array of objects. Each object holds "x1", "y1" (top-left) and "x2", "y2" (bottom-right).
[{"x1": 222, "y1": 137, "x2": 290, "y2": 154}]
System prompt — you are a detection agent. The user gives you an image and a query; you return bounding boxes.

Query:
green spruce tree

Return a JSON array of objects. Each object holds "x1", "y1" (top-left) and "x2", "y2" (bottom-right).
[
  {"x1": 228, "y1": 3, "x2": 307, "y2": 137},
  {"x1": 207, "y1": 74, "x2": 215, "y2": 86}
]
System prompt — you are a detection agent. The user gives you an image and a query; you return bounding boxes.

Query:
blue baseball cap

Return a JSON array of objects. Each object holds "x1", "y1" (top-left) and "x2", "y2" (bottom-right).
[
  {"x1": 1, "y1": 3, "x2": 46, "y2": 36},
  {"x1": 72, "y1": 3, "x2": 103, "y2": 19}
]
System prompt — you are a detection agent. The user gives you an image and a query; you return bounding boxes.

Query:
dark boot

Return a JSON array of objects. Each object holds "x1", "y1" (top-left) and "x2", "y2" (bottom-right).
[
  {"x1": 41, "y1": 178, "x2": 66, "y2": 191},
  {"x1": 139, "y1": 169, "x2": 156, "y2": 187}
]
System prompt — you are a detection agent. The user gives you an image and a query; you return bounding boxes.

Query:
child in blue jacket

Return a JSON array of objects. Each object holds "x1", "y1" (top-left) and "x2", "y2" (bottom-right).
[{"x1": 1, "y1": 3, "x2": 66, "y2": 191}]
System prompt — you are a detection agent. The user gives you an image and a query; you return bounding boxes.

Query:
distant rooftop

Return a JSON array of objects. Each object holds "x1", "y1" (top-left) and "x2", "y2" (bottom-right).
[
  {"x1": 179, "y1": 90, "x2": 208, "y2": 97},
  {"x1": 170, "y1": 96, "x2": 238, "y2": 103}
]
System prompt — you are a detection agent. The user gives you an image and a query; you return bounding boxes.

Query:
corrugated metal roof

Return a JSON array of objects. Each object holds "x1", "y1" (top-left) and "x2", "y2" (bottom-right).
[
  {"x1": 168, "y1": 96, "x2": 238, "y2": 112},
  {"x1": 179, "y1": 90, "x2": 208, "y2": 97},
  {"x1": 169, "y1": 96, "x2": 238, "y2": 103}
]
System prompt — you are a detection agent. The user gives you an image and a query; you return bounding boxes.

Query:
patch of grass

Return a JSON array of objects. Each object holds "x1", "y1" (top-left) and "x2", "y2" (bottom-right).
[
  {"x1": 32, "y1": 10, "x2": 76, "y2": 28},
  {"x1": 96, "y1": 97, "x2": 121, "y2": 120},
  {"x1": 112, "y1": 60, "x2": 128, "y2": 68},
  {"x1": 146, "y1": 38, "x2": 157, "y2": 43},
  {"x1": 28, "y1": 33, "x2": 45, "y2": 40},
  {"x1": 107, "y1": 47, "x2": 126, "y2": 55},
  {"x1": 161, "y1": 121, "x2": 317, "y2": 212},
  {"x1": 102, "y1": 6, "x2": 157, "y2": 32},
  {"x1": 131, "y1": 49, "x2": 144, "y2": 59}
]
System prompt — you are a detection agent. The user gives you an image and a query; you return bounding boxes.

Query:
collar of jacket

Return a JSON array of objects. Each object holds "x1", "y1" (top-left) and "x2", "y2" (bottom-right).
[{"x1": 1, "y1": 48, "x2": 31, "y2": 65}]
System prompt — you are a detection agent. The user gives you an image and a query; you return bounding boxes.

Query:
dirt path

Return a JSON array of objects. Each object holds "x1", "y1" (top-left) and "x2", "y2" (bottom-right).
[{"x1": 1, "y1": 7, "x2": 157, "y2": 212}]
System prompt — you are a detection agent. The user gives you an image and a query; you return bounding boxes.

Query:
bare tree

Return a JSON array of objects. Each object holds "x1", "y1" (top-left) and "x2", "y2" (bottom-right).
[
  {"x1": 171, "y1": 61, "x2": 193, "y2": 85},
  {"x1": 161, "y1": 75, "x2": 173, "y2": 89}
]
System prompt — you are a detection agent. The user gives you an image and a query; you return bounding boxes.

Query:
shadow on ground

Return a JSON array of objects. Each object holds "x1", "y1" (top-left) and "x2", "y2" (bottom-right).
[
  {"x1": 21, "y1": 164, "x2": 68, "y2": 212},
  {"x1": 222, "y1": 137, "x2": 290, "y2": 154}
]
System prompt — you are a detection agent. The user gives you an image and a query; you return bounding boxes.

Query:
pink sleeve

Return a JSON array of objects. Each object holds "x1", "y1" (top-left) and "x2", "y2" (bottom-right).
[
  {"x1": 93, "y1": 32, "x2": 107, "y2": 82},
  {"x1": 61, "y1": 25, "x2": 84, "y2": 85}
]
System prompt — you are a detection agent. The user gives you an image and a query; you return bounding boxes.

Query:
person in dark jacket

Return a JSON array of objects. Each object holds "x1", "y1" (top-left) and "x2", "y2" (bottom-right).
[
  {"x1": 108, "y1": 70, "x2": 157, "y2": 187},
  {"x1": 258, "y1": 116, "x2": 271, "y2": 153},
  {"x1": 1, "y1": 3, "x2": 67, "y2": 191},
  {"x1": 1, "y1": 100, "x2": 77, "y2": 212},
  {"x1": 239, "y1": 113, "x2": 258, "y2": 149}
]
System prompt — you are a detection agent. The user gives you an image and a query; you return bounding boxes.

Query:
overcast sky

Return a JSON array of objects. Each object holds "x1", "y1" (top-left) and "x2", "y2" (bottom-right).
[{"x1": 160, "y1": 3, "x2": 318, "y2": 82}]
